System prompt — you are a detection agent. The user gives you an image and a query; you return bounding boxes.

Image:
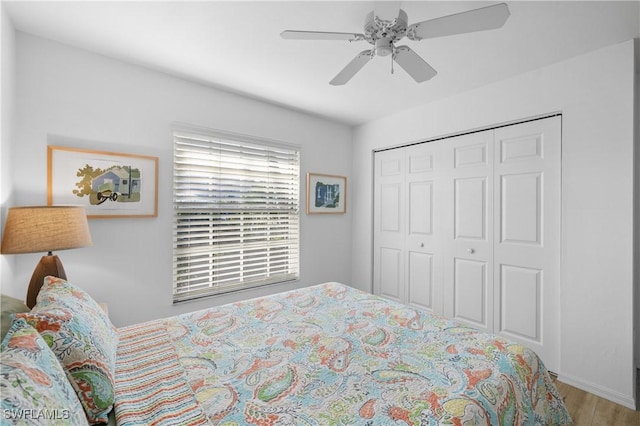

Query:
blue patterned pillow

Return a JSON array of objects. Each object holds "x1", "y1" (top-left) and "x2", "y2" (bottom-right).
[
  {"x1": 1, "y1": 318, "x2": 89, "y2": 425},
  {"x1": 17, "y1": 277, "x2": 118, "y2": 424},
  {"x1": 36, "y1": 276, "x2": 117, "y2": 340}
]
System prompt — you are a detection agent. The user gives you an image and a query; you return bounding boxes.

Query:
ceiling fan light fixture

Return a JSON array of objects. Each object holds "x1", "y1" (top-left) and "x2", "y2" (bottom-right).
[{"x1": 375, "y1": 37, "x2": 394, "y2": 56}]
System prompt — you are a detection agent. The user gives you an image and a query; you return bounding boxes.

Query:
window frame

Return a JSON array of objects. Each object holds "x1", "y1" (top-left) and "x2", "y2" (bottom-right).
[{"x1": 172, "y1": 125, "x2": 300, "y2": 303}]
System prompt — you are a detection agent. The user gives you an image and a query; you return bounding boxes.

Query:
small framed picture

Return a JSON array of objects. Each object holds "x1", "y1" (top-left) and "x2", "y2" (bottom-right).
[
  {"x1": 306, "y1": 173, "x2": 347, "y2": 214},
  {"x1": 47, "y1": 145, "x2": 158, "y2": 219}
]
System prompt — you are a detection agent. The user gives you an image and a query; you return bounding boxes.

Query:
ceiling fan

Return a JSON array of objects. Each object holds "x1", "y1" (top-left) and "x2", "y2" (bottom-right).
[{"x1": 281, "y1": 3, "x2": 510, "y2": 85}]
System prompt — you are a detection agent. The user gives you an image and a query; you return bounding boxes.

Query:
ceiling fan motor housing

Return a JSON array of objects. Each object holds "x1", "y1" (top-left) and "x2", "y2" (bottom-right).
[{"x1": 364, "y1": 9, "x2": 408, "y2": 56}]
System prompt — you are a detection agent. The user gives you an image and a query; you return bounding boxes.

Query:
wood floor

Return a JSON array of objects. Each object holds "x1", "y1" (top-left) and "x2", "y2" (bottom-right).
[{"x1": 554, "y1": 379, "x2": 640, "y2": 425}]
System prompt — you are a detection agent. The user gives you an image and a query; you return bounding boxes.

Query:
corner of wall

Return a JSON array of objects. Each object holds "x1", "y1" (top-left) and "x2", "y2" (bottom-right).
[
  {"x1": 633, "y1": 37, "x2": 640, "y2": 382},
  {"x1": 0, "y1": 3, "x2": 17, "y2": 295}
]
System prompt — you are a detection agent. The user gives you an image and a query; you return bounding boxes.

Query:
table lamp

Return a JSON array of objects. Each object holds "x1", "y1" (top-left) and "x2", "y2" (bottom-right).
[{"x1": 1, "y1": 206, "x2": 93, "y2": 308}]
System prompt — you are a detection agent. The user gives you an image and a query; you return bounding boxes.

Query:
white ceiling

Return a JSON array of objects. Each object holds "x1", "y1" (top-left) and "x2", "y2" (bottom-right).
[{"x1": 4, "y1": 1, "x2": 639, "y2": 126}]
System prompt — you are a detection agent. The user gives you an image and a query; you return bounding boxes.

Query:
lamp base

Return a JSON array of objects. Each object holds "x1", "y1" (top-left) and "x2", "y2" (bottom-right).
[{"x1": 26, "y1": 254, "x2": 67, "y2": 309}]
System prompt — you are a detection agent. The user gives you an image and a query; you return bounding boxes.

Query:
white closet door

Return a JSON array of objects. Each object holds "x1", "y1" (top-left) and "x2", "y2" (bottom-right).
[
  {"x1": 405, "y1": 143, "x2": 443, "y2": 315},
  {"x1": 442, "y1": 130, "x2": 495, "y2": 332},
  {"x1": 373, "y1": 149, "x2": 405, "y2": 303},
  {"x1": 493, "y1": 116, "x2": 561, "y2": 372},
  {"x1": 372, "y1": 116, "x2": 561, "y2": 372}
]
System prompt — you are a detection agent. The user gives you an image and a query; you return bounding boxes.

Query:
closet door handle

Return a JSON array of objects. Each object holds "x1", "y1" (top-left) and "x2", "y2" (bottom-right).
[
  {"x1": 419, "y1": 243, "x2": 424, "y2": 248},
  {"x1": 467, "y1": 248, "x2": 475, "y2": 254}
]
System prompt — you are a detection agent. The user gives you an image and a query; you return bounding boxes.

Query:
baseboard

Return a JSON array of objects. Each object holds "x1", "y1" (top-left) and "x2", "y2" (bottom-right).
[{"x1": 557, "y1": 372, "x2": 636, "y2": 410}]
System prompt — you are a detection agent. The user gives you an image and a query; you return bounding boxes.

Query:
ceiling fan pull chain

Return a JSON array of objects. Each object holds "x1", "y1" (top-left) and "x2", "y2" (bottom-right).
[{"x1": 391, "y1": 49, "x2": 396, "y2": 74}]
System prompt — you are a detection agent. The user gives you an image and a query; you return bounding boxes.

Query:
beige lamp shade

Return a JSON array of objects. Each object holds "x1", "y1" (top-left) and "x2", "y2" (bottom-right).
[
  {"x1": 1, "y1": 206, "x2": 92, "y2": 254},
  {"x1": 1, "y1": 206, "x2": 93, "y2": 308}
]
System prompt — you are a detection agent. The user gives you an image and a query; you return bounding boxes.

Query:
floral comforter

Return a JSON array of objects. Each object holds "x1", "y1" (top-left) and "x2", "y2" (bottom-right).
[{"x1": 114, "y1": 282, "x2": 571, "y2": 425}]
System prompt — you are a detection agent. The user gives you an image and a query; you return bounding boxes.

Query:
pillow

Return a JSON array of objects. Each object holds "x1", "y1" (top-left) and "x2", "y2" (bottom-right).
[
  {"x1": 1, "y1": 294, "x2": 30, "y2": 340},
  {"x1": 34, "y1": 276, "x2": 118, "y2": 345},
  {"x1": 1, "y1": 317, "x2": 89, "y2": 425},
  {"x1": 35, "y1": 277, "x2": 113, "y2": 326},
  {"x1": 16, "y1": 277, "x2": 118, "y2": 424}
]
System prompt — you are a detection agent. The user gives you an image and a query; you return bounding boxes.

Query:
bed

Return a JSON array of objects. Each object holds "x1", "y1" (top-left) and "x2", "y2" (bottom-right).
[{"x1": 1, "y1": 278, "x2": 571, "y2": 425}]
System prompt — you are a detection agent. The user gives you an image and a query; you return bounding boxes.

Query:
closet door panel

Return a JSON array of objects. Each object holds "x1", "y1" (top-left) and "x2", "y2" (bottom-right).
[
  {"x1": 455, "y1": 143, "x2": 488, "y2": 168},
  {"x1": 408, "y1": 251, "x2": 433, "y2": 310},
  {"x1": 443, "y1": 130, "x2": 494, "y2": 332},
  {"x1": 406, "y1": 144, "x2": 443, "y2": 314},
  {"x1": 494, "y1": 116, "x2": 561, "y2": 373},
  {"x1": 409, "y1": 181, "x2": 433, "y2": 235},
  {"x1": 454, "y1": 177, "x2": 488, "y2": 240},
  {"x1": 500, "y1": 264, "x2": 541, "y2": 341},
  {"x1": 500, "y1": 172, "x2": 542, "y2": 245},
  {"x1": 380, "y1": 184, "x2": 402, "y2": 232},
  {"x1": 453, "y1": 258, "x2": 488, "y2": 327},
  {"x1": 379, "y1": 248, "x2": 402, "y2": 302},
  {"x1": 374, "y1": 150, "x2": 405, "y2": 303},
  {"x1": 407, "y1": 178, "x2": 435, "y2": 311}
]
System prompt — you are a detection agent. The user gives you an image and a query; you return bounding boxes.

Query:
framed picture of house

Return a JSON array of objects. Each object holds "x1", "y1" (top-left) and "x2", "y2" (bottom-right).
[
  {"x1": 306, "y1": 172, "x2": 346, "y2": 214},
  {"x1": 47, "y1": 145, "x2": 158, "y2": 218}
]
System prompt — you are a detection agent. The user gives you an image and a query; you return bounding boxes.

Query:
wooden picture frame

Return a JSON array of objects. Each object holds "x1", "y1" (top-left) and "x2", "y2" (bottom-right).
[
  {"x1": 47, "y1": 145, "x2": 158, "y2": 219},
  {"x1": 306, "y1": 173, "x2": 347, "y2": 214}
]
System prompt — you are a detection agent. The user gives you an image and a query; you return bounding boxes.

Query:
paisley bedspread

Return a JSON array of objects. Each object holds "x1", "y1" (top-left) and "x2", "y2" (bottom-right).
[{"x1": 114, "y1": 282, "x2": 571, "y2": 425}]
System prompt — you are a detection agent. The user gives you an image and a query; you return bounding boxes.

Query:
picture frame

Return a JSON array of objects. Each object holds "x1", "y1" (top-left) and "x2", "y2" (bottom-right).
[
  {"x1": 47, "y1": 145, "x2": 159, "y2": 219},
  {"x1": 306, "y1": 172, "x2": 347, "y2": 214}
]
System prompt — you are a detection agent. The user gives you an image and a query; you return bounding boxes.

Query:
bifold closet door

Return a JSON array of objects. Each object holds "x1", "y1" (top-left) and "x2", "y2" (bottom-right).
[
  {"x1": 493, "y1": 116, "x2": 561, "y2": 372},
  {"x1": 404, "y1": 144, "x2": 443, "y2": 314},
  {"x1": 373, "y1": 144, "x2": 443, "y2": 315},
  {"x1": 374, "y1": 149, "x2": 405, "y2": 304},
  {"x1": 442, "y1": 130, "x2": 495, "y2": 332},
  {"x1": 373, "y1": 116, "x2": 561, "y2": 372}
]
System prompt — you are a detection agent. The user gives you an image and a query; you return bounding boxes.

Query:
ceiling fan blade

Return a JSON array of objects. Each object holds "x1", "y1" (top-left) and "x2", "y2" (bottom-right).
[
  {"x1": 281, "y1": 30, "x2": 364, "y2": 42},
  {"x1": 329, "y1": 50, "x2": 374, "y2": 86},
  {"x1": 407, "y1": 3, "x2": 510, "y2": 41},
  {"x1": 393, "y1": 46, "x2": 437, "y2": 82}
]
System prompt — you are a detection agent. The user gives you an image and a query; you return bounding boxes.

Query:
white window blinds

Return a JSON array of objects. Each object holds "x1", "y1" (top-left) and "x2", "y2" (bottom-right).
[{"x1": 173, "y1": 130, "x2": 300, "y2": 302}]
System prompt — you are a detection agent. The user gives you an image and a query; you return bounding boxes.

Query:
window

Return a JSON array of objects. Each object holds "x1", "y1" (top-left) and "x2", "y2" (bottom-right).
[{"x1": 173, "y1": 128, "x2": 300, "y2": 302}]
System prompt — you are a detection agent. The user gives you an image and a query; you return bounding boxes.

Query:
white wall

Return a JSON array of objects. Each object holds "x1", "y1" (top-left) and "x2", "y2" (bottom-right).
[
  {"x1": 0, "y1": 5, "x2": 16, "y2": 287},
  {"x1": 634, "y1": 37, "x2": 640, "y2": 379},
  {"x1": 6, "y1": 32, "x2": 353, "y2": 326},
  {"x1": 351, "y1": 40, "x2": 636, "y2": 408}
]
